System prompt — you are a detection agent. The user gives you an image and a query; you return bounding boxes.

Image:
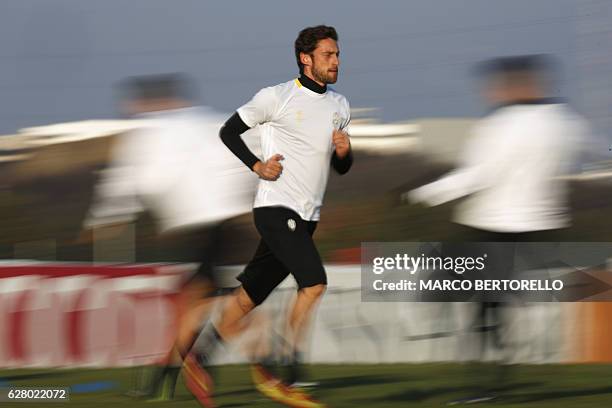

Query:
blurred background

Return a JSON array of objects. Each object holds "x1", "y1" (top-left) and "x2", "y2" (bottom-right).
[
  {"x1": 2, "y1": 1, "x2": 612, "y2": 407},
  {"x1": 1, "y1": 0, "x2": 612, "y2": 262}
]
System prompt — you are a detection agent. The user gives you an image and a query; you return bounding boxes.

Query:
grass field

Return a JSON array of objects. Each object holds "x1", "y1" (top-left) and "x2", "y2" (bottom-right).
[{"x1": 2, "y1": 363, "x2": 612, "y2": 407}]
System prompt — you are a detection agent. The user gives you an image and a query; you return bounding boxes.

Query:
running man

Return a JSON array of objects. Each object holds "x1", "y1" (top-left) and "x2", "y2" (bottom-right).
[
  {"x1": 84, "y1": 74, "x2": 256, "y2": 401},
  {"x1": 405, "y1": 55, "x2": 586, "y2": 404},
  {"x1": 183, "y1": 25, "x2": 352, "y2": 408}
]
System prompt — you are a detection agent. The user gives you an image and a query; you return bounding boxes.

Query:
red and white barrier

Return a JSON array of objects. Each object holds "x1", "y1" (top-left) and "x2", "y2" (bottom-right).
[
  {"x1": 1, "y1": 263, "x2": 605, "y2": 367},
  {"x1": 0, "y1": 263, "x2": 184, "y2": 368}
]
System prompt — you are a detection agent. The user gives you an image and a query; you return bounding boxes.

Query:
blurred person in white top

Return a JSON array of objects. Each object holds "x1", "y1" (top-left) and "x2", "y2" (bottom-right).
[
  {"x1": 407, "y1": 55, "x2": 586, "y2": 237},
  {"x1": 406, "y1": 55, "x2": 588, "y2": 404},
  {"x1": 87, "y1": 74, "x2": 256, "y2": 233},
  {"x1": 85, "y1": 74, "x2": 257, "y2": 400}
]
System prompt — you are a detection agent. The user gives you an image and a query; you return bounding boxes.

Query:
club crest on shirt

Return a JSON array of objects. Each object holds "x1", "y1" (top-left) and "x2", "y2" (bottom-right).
[
  {"x1": 295, "y1": 110, "x2": 303, "y2": 123},
  {"x1": 287, "y1": 218, "x2": 297, "y2": 232},
  {"x1": 332, "y1": 112, "x2": 344, "y2": 129}
]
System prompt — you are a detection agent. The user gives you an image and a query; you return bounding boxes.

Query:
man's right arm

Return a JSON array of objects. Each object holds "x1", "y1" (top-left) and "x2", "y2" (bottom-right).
[
  {"x1": 219, "y1": 112, "x2": 260, "y2": 170},
  {"x1": 405, "y1": 120, "x2": 520, "y2": 206},
  {"x1": 221, "y1": 86, "x2": 285, "y2": 180},
  {"x1": 219, "y1": 112, "x2": 284, "y2": 180}
]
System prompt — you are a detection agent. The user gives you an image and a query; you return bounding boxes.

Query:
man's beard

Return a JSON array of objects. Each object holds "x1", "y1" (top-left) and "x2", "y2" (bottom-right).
[{"x1": 312, "y1": 63, "x2": 338, "y2": 85}]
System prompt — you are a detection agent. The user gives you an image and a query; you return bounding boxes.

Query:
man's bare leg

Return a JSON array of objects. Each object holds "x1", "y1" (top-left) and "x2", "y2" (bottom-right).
[
  {"x1": 284, "y1": 284, "x2": 325, "y2": 385},
  {"x1": 215, "y1": 287, "x2": 256, "y2": 340},
  {"x1": 158, "y1": 278, "x2": 214, "y2": 361},
  {"x1": 213, "y1": 284, "x2": 324, "y2": 346},
  {"x1": 287, "y1": 284, "x2": 325, "y2": 347},
  {"x1": 145, "y1": 279, "x2": 216, "y2": 399}
]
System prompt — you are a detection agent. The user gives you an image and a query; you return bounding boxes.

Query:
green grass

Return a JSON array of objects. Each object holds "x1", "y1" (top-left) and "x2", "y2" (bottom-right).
[{"x1": 2, "y1": 363, "x2": 612, "y2": 407}]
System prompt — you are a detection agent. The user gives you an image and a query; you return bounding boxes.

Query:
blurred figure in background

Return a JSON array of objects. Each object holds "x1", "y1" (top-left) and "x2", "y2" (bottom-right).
[
  {"x1": 84, "y1": 74, "x2": 256, "y2": 401},
  {"x1": 405, "y1": 55, "x2": 587, "y2": 404}
]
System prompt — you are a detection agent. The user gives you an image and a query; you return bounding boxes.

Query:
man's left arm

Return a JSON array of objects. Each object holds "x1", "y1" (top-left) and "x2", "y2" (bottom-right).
[
  {"x1": 331, "y1": 104, "x2": 353, "y2": 175},
  {"x1": 331, "y1": 129, "x2": 353, "y2": 174}
]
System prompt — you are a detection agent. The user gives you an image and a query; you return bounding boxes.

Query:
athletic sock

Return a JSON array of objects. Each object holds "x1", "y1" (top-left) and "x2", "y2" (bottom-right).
[
  {"x1": 144, "y1": 328, "x2": 202, "y2": 398},
  {"x1": 286, "y1": 350, "x2": 305, "y2": 385},
  {"x1": 256, "y1": 354, "x2": 280, "y2": 377},
  {"x1": 193, "y1": 323, "x2": 224, "y2": 365}
]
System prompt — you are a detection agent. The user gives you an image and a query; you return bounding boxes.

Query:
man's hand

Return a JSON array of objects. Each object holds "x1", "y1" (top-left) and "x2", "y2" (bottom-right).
[
  {"x1": 253, "y1": 154, "x2": 284, "y2": 181},
  {"x1": 333, "y1": 129, "x2": 351, "y2": 158}
]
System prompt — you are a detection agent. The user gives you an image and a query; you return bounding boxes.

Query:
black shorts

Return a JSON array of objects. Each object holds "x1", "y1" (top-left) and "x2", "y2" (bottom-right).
[
  {"x1": 433, "y1": 225, "x2": 565, "y2": 302},
  {"x1": 237, "y1": 206, "x2": 327, "y2": 306},
  {"x1": 157, "y1": 222, "x2": 229, "y2": 289}
]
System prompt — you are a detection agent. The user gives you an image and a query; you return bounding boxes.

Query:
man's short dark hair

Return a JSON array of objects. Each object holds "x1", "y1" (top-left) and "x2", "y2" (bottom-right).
[
  {"x1": 476, "y1": 54, "x2": 555, "y2": 80},
  {"x1": 294, "y1": 25, "x2": 338, "y2": 73},
  {"x1": 119, "y1": 73, "x2": 196, "y2": 102}
]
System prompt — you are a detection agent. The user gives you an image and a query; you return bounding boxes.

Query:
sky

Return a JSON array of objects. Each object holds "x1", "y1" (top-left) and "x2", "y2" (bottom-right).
[{"x1": 0, "y1": 0, "x2": 589, "y2": 135}]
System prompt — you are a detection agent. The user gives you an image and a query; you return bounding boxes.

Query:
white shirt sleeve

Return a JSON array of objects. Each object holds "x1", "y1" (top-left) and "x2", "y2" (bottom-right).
[
  {"x1": 236, "y1": 86, "x2": 278, "y2": 128},
  {"x1": 408, "y1": 119, "x2": 520, "y2": 207},
  {"x1": 341, "y1": 99, "x2": 351, "y2": 132},
  {"x1": 84, "y1": 131, "x2": 145, "y2": 228}
]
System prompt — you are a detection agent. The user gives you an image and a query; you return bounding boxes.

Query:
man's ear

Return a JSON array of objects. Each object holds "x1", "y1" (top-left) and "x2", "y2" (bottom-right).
[{"x1": 300, "y1": 52, "x2": 312, "y2": 68}]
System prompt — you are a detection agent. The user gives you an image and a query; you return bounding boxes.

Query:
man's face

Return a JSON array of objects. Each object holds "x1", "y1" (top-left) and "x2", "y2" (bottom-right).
[
  {"x1": 482, "y1": 76, "x2": 509, "y2": 106},
  {"x1": 305, "y1": 38, "x2": 340, "y2": 84},
  {"x1": 482, "y1": 72, "x2": 541, "y2": 106}
]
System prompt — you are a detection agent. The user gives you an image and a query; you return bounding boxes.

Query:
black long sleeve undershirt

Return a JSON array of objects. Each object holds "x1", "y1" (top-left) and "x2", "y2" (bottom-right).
[
  {"x1": 331, "y1": 149, "x2": 353, "y2": 175},
  {"x1": 219, "y1": 112, "x2": 259, "y2": 170}
]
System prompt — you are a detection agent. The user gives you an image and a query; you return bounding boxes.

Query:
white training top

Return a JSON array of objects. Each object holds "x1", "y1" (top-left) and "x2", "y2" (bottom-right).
[
  {"x1": 237, "y1": 79, "x2": 351, "y2": 221},
  {"x1": 409, "y1": 102, "x2": 587, "y2": 233},
  {"x1": 86, "y1": 106, "x2": 258, "y2": 233}
]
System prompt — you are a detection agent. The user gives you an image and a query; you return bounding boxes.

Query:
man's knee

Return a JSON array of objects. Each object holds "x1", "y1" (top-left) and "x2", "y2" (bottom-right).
[
  {"x1": 299, "y1": 284, "x2": 327, "y2": 301},
  {"x1": 236, "y1": 286, "x2": 256, "y2": 313}
]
